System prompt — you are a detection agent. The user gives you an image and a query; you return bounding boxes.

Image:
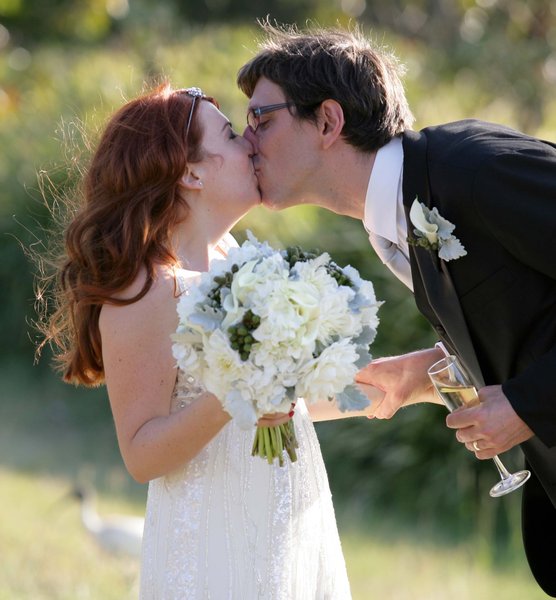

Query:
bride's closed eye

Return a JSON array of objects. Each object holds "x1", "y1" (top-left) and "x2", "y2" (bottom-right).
[{"x1": 226, "y1": 124, "x2": 239, "y2": 140}]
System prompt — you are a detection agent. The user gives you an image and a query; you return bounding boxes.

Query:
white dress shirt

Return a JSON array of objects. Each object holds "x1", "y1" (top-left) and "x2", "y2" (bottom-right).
[{"x1": 362, "y1": 136, "x2": 413, "y2": 290}]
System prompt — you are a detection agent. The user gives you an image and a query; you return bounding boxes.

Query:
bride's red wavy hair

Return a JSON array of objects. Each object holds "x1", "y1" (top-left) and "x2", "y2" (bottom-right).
[{"x1": 39, "y1": 83, "x2": 217, "y2": 386}]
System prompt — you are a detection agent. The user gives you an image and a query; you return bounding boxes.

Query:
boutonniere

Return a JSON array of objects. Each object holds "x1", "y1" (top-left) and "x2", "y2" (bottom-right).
[{"x1": 407, "y1": 198, "x2": 467, "y2": 262}]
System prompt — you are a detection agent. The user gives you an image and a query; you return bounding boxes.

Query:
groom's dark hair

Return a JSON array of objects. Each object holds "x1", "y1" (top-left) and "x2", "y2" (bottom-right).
[{"x1": 237, "y1": 22, "x2": 414, "y2": 153}]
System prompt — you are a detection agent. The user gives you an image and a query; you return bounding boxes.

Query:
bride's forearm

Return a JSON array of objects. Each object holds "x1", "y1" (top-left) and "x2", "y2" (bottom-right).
[
  {"x1": 121, "y1": 392, "x2": 230, "y2": 484},
  {"x1": 308, "y1": 384, "x2": 385, "y2": 422}
]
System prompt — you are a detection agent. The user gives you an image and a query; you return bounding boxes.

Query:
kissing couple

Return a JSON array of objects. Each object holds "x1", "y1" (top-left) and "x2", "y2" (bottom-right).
[{"x1": 40, "y1": 22, "x2": 556, "y2": 599}]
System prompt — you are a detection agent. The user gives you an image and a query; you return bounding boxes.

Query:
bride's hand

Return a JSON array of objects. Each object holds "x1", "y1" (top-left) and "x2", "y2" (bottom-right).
[{"x1": 257, "y1": 406, "x2": 295, "y2": 427}]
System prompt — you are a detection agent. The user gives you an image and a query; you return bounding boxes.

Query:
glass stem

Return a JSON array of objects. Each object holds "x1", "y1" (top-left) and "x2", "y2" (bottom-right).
[{"x1": 492, "y1": 455, "x2": 512, "y2": 480}]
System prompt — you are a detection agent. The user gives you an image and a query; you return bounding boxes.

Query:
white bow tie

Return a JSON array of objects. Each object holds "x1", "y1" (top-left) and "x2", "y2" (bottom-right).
[{"x1": 367, "y1": 231, "x2": 413, "y2": 290}]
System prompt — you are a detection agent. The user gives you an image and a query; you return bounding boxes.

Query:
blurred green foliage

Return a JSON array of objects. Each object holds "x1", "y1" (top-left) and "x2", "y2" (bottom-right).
[{"x1": 1, "y1": 0, "x2": 555, "y2": 559}]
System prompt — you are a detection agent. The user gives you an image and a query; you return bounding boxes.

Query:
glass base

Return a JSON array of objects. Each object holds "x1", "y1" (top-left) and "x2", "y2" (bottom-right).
[{"x1": 489, "y1": 470, "x2": 531, "y2": 497}]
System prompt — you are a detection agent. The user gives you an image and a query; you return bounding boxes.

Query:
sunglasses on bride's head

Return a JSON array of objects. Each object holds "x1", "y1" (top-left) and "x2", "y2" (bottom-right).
[{"x1": 176, "y1": 87, "x2": 210, "y2": 142}]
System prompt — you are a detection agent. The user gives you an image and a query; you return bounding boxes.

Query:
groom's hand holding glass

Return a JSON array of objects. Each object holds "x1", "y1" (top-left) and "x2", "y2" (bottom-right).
[
  {"x1": 446, "y1": 383, "x2": 535, "y2": 458},
  {"x1": 428, "y1": 355, "x2": 530, "y2": 496}
]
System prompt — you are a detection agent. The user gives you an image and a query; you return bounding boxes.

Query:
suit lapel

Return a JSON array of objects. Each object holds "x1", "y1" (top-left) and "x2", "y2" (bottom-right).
[{"x1": 402, "y1": 131, "x2": 485, "y2": 386}]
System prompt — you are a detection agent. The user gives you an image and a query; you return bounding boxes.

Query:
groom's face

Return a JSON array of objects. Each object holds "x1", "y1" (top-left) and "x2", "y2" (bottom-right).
[{"x1": 243, "y1": 77, "x2": 320, "y2": 211}]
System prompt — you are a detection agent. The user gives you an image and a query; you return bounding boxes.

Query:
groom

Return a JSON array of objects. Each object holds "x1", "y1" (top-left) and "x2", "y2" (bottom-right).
[{"x1": 238, "y1": 24, "x2": 556, "y2": 596}]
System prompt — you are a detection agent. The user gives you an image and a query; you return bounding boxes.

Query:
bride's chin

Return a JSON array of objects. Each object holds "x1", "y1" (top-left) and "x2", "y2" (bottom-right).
[{"x1": 261, "y1": 197, "x2": 281, "y2": 211}]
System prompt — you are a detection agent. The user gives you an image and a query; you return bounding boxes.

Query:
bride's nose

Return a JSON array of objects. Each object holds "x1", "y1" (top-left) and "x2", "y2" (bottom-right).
[{"x1": 242, "y1": 125, "x2": 259, "y2": 153}]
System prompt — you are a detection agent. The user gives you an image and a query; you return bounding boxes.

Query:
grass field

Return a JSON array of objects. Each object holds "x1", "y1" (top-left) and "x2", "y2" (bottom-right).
[
  {"x1": 0, "y1": 367, "x2": 548, "y2": 599},
  {"x1": 340, "y1": 521, "x2": 547, "y2": 600},
  {"x1": 0, "y1": 468, "x2": 547, "y2": 600}
]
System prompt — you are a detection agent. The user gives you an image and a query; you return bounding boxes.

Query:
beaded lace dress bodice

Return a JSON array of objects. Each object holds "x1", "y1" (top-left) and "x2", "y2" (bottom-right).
[{"x1": 139, "y1": 241, "x2": 351, "y2": 600}]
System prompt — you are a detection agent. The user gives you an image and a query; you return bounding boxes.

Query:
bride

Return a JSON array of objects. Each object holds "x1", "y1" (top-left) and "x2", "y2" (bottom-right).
[{"x1": 39, "y1": 83, "x2": 382, "y2": 599}]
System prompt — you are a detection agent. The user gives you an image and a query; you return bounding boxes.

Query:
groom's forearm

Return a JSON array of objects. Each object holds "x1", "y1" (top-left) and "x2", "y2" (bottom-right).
[{"x1": 355, "y1": 348, "x2": 445, "y2": 419}]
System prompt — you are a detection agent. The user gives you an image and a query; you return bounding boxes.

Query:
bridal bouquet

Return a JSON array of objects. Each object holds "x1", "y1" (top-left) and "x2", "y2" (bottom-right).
[{"x1": 171, "y1": 233, "x2": 381, "y2": 466}]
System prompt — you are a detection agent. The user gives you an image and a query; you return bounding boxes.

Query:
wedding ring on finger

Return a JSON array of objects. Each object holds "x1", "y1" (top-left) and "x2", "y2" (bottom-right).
[{"x1": 473, "y1": 441, "x2": 480, "y2": 452}]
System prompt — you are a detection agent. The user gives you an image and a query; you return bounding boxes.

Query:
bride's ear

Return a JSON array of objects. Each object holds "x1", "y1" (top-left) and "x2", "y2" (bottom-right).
[
  {"x1": 318, "y1": 100, "x2": 345, "y2": 150},
  {"x1": 181, "y1": 168, "x2": 204, "y2": 191}
]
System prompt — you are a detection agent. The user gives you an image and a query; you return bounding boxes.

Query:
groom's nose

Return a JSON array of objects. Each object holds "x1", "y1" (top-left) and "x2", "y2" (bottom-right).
[{"x1": 243, "y1": 125, "x2": 259, "y2": 153}]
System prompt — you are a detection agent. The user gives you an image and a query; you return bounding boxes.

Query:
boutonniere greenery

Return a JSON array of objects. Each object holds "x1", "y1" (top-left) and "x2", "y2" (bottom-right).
[{"x1": 407, "y1": 198, "x2": 467, "y2": 262}]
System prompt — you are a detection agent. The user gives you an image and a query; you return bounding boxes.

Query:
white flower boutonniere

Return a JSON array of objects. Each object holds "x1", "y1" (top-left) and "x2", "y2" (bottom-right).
[{"x1": 408, "y1": 198, "x2": 467, "y2": 262}]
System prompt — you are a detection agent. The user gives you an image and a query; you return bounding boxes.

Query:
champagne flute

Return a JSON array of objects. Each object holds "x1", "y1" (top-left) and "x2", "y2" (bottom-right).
[{"x1": 428, "y1": 355, "x2": 530, "y2": 497}]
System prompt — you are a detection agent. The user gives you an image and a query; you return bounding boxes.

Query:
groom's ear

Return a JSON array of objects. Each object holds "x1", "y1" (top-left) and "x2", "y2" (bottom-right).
[{"x1": 317, "y1": 100, "x2": 345, "y2": 149}]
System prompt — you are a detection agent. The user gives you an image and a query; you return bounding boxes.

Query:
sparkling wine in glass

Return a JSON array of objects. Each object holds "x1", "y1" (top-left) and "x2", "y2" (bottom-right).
[{"x1": 428, "y1": 355, "x2": 530, "y2": 497}]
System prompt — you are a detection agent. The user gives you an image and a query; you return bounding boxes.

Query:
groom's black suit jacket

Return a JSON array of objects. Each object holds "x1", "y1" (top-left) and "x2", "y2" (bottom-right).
[{"x1": 401, "y1": 119, "x2": 556, "y2": 596}]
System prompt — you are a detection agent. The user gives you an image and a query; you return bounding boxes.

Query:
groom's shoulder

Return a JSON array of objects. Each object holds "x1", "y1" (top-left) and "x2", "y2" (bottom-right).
[
  {"x1": 419, "y1": 119, "x2": 523, "y2": 142},
  {"x1": 420, "y1": 119, "x2": 534, "y2": 145},
  {"x1": 412, "y1": 119, "x2": 539, "y2": 163}
]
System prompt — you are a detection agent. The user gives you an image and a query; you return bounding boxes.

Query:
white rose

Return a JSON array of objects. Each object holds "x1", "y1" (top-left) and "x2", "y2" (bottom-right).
[
  {"x1": 284, "y1": 279, "x2": 321, "y2": 345},
  {"x1": 252, "y1": 281, "x2": 307, "y2": 344},
  {"x1": 295, "y1": 339, "x2": 359, "y2": 404},
  {"x1": 259, "y1": 278, "x2": 321, "y2": 348},
  {"x1": 171, "y1": 331, "x2": 204, "y2": 379},
  {"x1": 314, "y1": 287, "x2": 360, "y2": 343},
  {"x1": 245, "y1": 254, "x2": 287, "y2": 289},
  {"x1": 286, "y1": 278, "x2": 321, "y2": 314},
  {"x1": 222, "y1": 257, "x2": 288, "y2": 324},
  {"x1": 291, "y1": 254, "x2": 336, "y2": 296},
  {"x1": 202, "y1": 329, "x2": 248, "y2": 399}
]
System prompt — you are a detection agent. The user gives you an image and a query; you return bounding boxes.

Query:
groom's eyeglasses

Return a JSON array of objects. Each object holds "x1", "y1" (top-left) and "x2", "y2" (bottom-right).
[{"x1": 247, "y1": 102, "x2": 293, "y2": 133}]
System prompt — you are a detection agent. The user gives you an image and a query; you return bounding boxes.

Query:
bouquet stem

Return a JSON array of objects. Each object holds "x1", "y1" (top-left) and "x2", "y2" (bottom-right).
[{"x1": 251, "y1": 421, "x2": 298, "y2": 466}]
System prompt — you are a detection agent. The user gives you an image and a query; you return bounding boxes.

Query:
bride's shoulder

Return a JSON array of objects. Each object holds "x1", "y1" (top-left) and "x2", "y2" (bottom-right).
[
  {"x1": 113, "y1": 263, "x2": 178, "y2": 299},
  {"x1": 99, "y1": 264, "x2": 185, "y2": 330}
]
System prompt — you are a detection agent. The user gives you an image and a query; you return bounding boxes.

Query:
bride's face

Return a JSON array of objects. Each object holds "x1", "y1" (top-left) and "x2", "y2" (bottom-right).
[{"x1": 192, "y1": 102, "x2": 261, "y2": 227}]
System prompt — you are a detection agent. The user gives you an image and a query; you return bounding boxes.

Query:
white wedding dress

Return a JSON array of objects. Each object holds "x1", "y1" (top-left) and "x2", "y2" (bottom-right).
[{"x1": 139, "y1": 243, "x2": 352, "y2": 600}]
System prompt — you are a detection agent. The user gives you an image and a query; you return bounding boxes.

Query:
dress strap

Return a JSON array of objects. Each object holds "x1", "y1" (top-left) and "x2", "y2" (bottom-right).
[
  {"x1": 173, "y1": 234, "x2": 237, "y2": 293},
  {"x1": 173, "y1": 269, "x2": 200, "y2": 296},
  {"x1": 216, "y1": 233, "x2": 239, "y2": 256}
]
